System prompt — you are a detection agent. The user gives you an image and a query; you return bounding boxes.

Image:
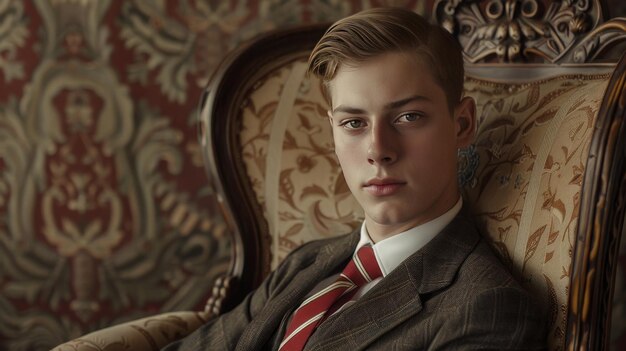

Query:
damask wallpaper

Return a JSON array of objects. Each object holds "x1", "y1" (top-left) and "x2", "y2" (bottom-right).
[
  {"x1": 0, "y1": 0, "x2": 431, "y2": 350},
  {"x1": 0, "y1": 1, "x2": 624, "y2": 350}
]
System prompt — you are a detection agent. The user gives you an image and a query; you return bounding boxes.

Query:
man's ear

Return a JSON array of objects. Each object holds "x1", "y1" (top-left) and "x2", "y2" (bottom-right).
[{"x1": 454, "y1": 96, "x2": 476, "y2": 148}]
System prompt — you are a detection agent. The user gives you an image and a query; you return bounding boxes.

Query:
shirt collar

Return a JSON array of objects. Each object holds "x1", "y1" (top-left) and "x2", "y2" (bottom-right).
[{"x1": 356, "y1": 197, "x2": 463, "y2": 276}]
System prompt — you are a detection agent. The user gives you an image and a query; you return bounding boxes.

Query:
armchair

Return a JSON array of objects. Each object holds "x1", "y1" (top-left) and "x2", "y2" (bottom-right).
[{"x1": 54, "y1": 1, "x2": 626, "y2": 350}]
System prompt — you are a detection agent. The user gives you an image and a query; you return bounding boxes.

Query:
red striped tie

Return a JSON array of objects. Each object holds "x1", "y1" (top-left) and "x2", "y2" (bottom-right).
[{"x1": 278, "y1": 245, "x2": 382, "y2": 351}]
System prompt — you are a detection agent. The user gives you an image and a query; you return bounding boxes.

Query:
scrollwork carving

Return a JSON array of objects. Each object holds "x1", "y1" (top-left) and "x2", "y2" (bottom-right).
[
  {"x1": 572, "y1": 18, "x2": 626, "y2": 62},
  {"x1": 434, "y1": 0, "x2": 626, "y2": 63}
]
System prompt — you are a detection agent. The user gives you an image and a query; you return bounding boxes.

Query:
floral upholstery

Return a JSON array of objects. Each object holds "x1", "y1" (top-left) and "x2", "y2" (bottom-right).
[
  {"x1": 239, "y1": 60, "x2": 362, "y2": 268},
  {"x1": 464, "y1": 73, "x2": 609, "y2": 350},
  {"x1": 239, "y1": 57, "x2": 612, "y2": 350}
]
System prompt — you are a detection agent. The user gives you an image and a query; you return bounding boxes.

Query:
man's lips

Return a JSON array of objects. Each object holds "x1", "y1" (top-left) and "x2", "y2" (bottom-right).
[{"x1": 363, "y1": 178, "x2": 405, "y2": 196}]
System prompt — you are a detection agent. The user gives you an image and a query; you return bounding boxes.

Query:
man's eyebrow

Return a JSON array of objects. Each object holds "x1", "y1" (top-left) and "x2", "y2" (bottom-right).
[
  {"x1": 384, "y1": 95, "x2": 430, "y2": 110},
  {"x1": 332, "y1": 95, "x2": 430, "y2": 115},
  {"x1": 331, "y1": 106, "x2": 366, "y2": 115}
]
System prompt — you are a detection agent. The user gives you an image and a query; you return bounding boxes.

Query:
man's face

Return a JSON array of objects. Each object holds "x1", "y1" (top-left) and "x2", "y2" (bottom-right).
[{"x1": 328, "y1": 52, "x2": 475, "y2": 241}]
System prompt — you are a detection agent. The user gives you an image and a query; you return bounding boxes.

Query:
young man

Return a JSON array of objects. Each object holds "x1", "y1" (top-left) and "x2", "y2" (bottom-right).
[{"x1": 164, "y1": 7, "x2": 546, "y2": 350}]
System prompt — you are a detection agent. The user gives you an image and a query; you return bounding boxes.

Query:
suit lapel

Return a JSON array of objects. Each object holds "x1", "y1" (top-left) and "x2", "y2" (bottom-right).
[
  {"x1": 305, "y1": 209, "x2": 480, "y2": 350},
  {"x1": 235, "y1": 230, "x2": 359, "y2": 351},
  {"x1": 305, "y1": 256, "x2": 424, "y2": 350}
]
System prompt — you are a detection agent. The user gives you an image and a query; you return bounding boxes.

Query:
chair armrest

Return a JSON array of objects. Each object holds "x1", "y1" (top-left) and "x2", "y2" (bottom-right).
[{"x1": 52, "y1": 310, "x2": 212, "y2": 351}]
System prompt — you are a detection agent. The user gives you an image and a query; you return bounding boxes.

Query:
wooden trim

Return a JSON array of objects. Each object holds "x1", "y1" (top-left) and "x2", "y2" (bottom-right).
[
  {"x1": 200, "y1": 24, "x2": 329, "y2": 312},
  {"x1": 567, "y1": 52, "x2": 626, "y2": 350}
]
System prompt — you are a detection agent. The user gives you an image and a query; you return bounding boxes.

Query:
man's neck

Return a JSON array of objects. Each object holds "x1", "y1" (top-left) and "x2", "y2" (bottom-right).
[{"x1": 365, "y1": 197, "x2": 463, "y2": 243}]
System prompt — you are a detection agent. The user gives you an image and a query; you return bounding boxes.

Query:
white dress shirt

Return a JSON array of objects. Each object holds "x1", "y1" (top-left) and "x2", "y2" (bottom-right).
[{"x1": 344, "y1": 197, "x2": 463, "y2": 304}]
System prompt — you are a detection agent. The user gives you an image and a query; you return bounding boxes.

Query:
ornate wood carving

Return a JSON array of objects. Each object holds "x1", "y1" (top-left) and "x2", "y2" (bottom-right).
[
  {"x1": 567, "y1": 52, "x2": 626, "y2": 351},
  {"x1": 434, "y1": 0, "x2": 626, "y2": 63}
]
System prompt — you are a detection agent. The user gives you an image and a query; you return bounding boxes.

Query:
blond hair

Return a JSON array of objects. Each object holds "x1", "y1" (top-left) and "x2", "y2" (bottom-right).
[{"x1": 308, "y1": 7, "x2": 464, "y2": 111}]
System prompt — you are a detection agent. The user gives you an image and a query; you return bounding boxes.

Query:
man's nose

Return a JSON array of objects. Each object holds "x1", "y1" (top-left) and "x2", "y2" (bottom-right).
[{"x1": 367, "y1": 123, "x2": 398, "y2": 165}]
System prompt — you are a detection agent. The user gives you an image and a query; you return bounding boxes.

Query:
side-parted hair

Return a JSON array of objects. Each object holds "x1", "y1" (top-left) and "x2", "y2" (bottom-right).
[{"x1": 307, "y1": 7, "x2": 464, "y2": 111}]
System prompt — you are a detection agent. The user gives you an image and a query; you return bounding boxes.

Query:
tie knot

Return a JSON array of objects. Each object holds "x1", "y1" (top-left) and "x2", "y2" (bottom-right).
[{"x1": 341, "y1": 245, "x2": 382, "y2": 286}]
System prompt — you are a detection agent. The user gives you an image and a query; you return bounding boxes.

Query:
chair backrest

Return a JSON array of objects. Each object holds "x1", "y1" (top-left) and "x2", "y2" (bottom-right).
[{"x1": 200, "y1": 2, "x2": 626, "y2": 350}]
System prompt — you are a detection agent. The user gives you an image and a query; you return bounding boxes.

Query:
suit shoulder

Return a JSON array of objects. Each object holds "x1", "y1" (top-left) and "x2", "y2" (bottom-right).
[
  {"x1": 457, "y1": 238, "x2": 525, "y2": 292},
  {"x1": 276, "y1": 232, "x2": 355, "y2": 269},
  {"x1": 440, "y1": 239, "x2": 547, "y2": 348}
]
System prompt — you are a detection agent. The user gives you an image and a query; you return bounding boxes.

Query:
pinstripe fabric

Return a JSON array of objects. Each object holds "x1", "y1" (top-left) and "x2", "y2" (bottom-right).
[{"x1": 279, "y1": 245, "x2": 382, "y2": 351}]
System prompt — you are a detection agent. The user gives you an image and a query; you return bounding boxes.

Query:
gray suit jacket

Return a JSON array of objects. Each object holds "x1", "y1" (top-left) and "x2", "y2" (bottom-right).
[{"x1": 163, "y1": 209, "x2": 547, "y2": 350}]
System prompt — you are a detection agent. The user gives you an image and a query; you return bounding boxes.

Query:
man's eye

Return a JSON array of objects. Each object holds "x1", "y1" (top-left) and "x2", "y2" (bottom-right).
[
  {"x1": 397, "y1": 113, "x2": 421, "y2": 123},
  {"x1": 343, "y1": 120, "x2": 364, "y2": 129}
]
